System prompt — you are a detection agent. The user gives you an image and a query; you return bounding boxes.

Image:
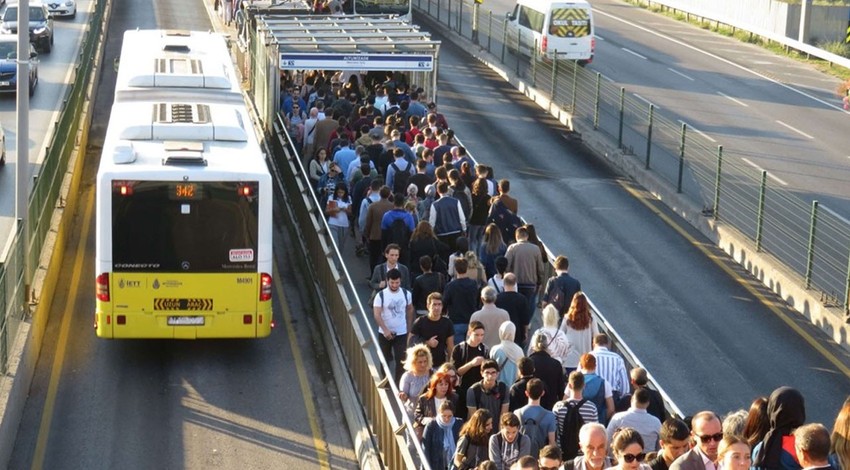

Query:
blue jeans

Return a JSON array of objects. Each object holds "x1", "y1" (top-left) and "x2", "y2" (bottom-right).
[{"x1": 453, "y1": 322, "x2": 468, "y2": 346}]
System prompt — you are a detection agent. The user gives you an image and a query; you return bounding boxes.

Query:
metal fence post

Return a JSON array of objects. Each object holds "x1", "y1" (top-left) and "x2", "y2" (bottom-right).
[
  {"x1": 755, "y1": 170, "x2": 767, "y2": 251},
  {"x1": 436, "y1": 0, "x2": 440, "y2": 23},
  {"x1": 550, "y1": 51, "x2": 558, "y2": 101},
  {"x1": 501, "y1": 19, "x2": 508, "y2": 63},
  {"x1": 487, "y1": 11, "x2": 492, "y2": 52},
  {"x1": 645, "y1": 104, "x2": 654, "y2": 169},
  {"x1": 844, "y1": 250, "x2": 850, "y2": 315},
  {"x1": 472, "y1": 2, "x2": 479, "y2": 44},
  {"x1": 531, "y1": 40, "x2": 537, "y2": 86},
  {"x1": 571, "y1": 60, "x2": 578, "y2": 113},
  {"x1": 516, "y1": 28, "x2": 522, "y2": 76},
  {"x1": 805, "y1": 200, "x2": 819, "y2": 289},
  {"x1": 458, "y1": 0, "x2": 463, "y2": 34},
  {"x1": 677, "y1": 123, "x2": 686, "y2": 193},
  {"x1": 713, "y1": 145, "x2": 722, "y2": 220},
  {"x1": 593, "y1": 72, "x2": 601, "y2": 129},
  {"x1": 427, "y1": 0, "x2": 431, "y2": 17},
  {"x1": 447, "y1": 0, "x2": 451, "y2": 27},
  {"x1": 618, "y1": 87, "x2": 625, "y2": 148}
]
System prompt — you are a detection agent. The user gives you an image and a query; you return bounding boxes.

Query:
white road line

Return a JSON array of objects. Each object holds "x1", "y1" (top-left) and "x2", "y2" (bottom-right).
[
  {"x1": 775, "y1": 120, "x2": 814, "y2": 139},
  {"x1": 633, "y1": 93, "x2": 658, "y2": 108},
  {"x1": 592, "y1": 8, "x2": 850, "y2": 115},
  {"x1": 678, "y1": 120, "x2": 717, "y2": 143},
  {"x1": 601, "y1": 74, "x2": 615, "y2": 83},
  {"x1": 622, "y1": 48, "x2": 648, "y2": 60},
  {"x1": 595, "y1": 35, "x2": 605, "y2": 41},
  {"x1": 717, "y1": 91, "x2": 749, "y2": 107},
  {"x1": 667, "y1": 67, "x2": 695, "y2": 81},
  {"x1": 741, "y1": 158, "x2": 789, "y2": 186}
]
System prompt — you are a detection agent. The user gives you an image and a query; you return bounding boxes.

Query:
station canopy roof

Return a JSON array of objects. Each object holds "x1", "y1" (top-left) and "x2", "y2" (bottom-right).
[{"x1": 257, "y1": 15, "x2": 441, "y2": 54}]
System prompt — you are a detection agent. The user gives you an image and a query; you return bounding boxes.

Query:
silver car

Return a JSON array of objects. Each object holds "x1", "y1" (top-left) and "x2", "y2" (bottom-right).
[{"x1": 43, "y1": 0, "x2": 75, "y2": 19}]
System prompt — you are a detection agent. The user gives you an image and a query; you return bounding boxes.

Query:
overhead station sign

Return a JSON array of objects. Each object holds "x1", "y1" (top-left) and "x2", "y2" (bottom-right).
[{"x1": 279, "y1": 53, "x2": 434, "y2": 71}]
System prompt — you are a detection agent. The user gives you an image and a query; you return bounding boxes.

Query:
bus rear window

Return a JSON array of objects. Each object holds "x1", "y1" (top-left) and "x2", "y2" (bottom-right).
[
  {"x1": 549, "y1": 8, "x2": 591, "y2": 38},
  {"x1": 111, "y1": 181, "x2": 260, "y2": 272}
]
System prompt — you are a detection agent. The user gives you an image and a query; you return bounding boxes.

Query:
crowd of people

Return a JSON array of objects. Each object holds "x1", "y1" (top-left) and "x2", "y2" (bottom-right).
[{"x1": 281, "y1": 70, "x2": 850, "y2": 470}]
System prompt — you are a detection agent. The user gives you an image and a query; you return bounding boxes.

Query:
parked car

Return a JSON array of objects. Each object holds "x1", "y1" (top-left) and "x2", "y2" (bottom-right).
[
  {"x1": 42, "y1": 0, "x2": 75, "y2": 19},
  {"x1": 0, "y1": 3, "x2": 54, "y2": 53},
  {"x1": 0, "y1": 35, "x2": 39, "y2": 96}
]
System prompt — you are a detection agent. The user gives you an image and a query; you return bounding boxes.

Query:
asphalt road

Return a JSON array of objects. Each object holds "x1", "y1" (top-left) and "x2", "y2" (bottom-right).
[
  {"x1": 6, "y1": 0, "x2": 357, "y2": 468},
  {"x1": 400, "y1": 21, "x2": 850, "y2": 425},
  {"x1": 0, "y1": 0, "x2": 93, "y2": 255}
]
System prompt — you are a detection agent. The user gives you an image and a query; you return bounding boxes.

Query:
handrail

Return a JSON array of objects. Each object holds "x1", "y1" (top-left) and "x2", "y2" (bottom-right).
[{"x1": 640, "y1": 0, "x2": 850, "y2": 71}]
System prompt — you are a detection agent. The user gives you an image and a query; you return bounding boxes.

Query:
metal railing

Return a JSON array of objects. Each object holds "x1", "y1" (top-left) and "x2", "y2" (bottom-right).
[
  {"x1": 0, "y1": 0, "x2": 108, "y2": 374},
  {"x1": 412, "y1": 0, "x2": 850, "y2": 316}
]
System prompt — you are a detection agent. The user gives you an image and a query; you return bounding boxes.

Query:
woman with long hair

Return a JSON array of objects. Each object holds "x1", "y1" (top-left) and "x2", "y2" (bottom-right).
[
  {"x1": 423, "y1": 401, "x2": 463, "y2": 470},
  {"x1": 752, "y1": 386, "x2": 806, "y2": 470},
  {"x1": 308, "y1": 147, "x2": 330, "y2": 185},
  {"x1": 464, "y1": 251, "x2": 487, "y2": 288},
  {"x1": 409, "y1": 221, "x2": 449, "y2": 277},
  {"x1": 324, "y1": 182, "x2": 351, "y2": 252},
  {"x1": 559, "y1": 292, "x2": 598, "y2": 374},
  {"x1": 528, "y1": 305, "x2": 571, "y2": 369},
  {"x1": 453, "y1": 409, "x2": 493, "y2": 469},
  {"x1": 398, "y1": 344, "x2": 434, "y2": 418},
  {"x1": 609, "y1": 427, "x2": 651, "y2": 470},
  {"x1": 468, "y1": 176, "x2": 492, "y2": 255},
  {"x1": 478, "y1": 223, "x2": 507, "y2": 280},
  {"x1": 717, "y1": 435, "x2": 751, "y2": 470},
  {"x1": 743, "y1": 397, "x2": 770, "y2": 449},
  {"x1": 414, "y1": 371, "x2": 460, "y2": 440},
  {"x1": 831, "y1": 396, "x2": 850, "y2": 470},
  {"x1": 489, "y1": 321, "x2": 524, "y2": 388}
]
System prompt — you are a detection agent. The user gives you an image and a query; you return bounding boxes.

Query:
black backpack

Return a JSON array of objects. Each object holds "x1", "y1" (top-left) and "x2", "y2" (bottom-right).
[
  {"x1": 487, "y1": 200, "x2": 522, "y2": 244},
  {"x1": 559, "y1": 398, "x2": 588, "y2": 460},
  {"x1": 383, "y1": 216, "x2": 412, "y2": 251},
  {"x1": 520, "y1": 407, "x2": 548, "y2": 458},
  {"x1": 390, "y1": 161, "x2": 412, "y2": 195},
  {"x1": 546, "y1": 276, "x2": 570, "y2": 315}
]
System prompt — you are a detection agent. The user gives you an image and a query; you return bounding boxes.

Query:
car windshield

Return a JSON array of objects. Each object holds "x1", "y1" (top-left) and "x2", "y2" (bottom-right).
[
  {"x1": 1, "y1": 7, "x2": 46, "y2": 22},
  {"x1": 0, "y1": 43, "x2": 16, "y2": 60}
]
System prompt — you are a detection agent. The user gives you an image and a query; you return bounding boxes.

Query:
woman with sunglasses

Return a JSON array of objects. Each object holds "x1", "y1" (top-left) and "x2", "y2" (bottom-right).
[{"x1": 608, "y1": 427, "x2": 651, "y2": 470}]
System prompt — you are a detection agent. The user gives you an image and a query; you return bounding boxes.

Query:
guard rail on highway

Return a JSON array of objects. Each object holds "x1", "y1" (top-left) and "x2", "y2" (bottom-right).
[
  {"x1": 412, "y1": 0, "x2": 850, "y2": 318},
  {"x1": 0, "y1": 0, "x2": 108, "y2": 375}
]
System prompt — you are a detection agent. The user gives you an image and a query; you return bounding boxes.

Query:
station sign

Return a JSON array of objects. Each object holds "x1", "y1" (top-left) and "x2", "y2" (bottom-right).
[{"x1": 279, "y1": 53, "x2": 434, "y2": 71}]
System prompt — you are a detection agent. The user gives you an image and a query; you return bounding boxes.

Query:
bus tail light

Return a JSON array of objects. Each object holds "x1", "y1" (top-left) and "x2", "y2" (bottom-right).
[
  {"x1": 96, "y1": 273, "x2": 110, "y2": 301},
  {"x1": 541, "y1": 35, "x2": 548, "y2": 54},
  {"x1": 260, "y1": 273, "x2": 272, "y2": 301}
]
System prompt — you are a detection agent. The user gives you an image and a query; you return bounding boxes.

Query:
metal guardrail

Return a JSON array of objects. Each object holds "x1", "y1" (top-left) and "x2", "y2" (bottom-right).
[
  {"x1": 636, "y1": 0, "x2": 850, "y2": 71},
  {"x1": 412, "y1": 0, "x2": 850, "y2": 316},
  {"x1": 269, "y1": 115, "x2": 427, "y2": 469},
  {"x1": 0, "y1": 0, "x2": 107, "y2": 374}
]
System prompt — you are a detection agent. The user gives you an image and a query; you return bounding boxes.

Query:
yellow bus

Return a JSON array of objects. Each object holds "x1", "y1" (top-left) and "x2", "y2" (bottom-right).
[{"x1": 95, "y1": 30, "x2": 273, "y2": 339}]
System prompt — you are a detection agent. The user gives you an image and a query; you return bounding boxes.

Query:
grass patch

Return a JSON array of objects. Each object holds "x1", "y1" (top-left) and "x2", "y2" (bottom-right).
[{"x1": 624, "y1": 0, "x2": 850, "y2": 82}]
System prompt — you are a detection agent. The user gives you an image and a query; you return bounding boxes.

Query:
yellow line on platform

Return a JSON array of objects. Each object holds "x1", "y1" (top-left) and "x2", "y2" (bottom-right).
[
  {"x1": 31, "y1": 189, "x2": 95, "y2": 470},
  {"x1": 619, "y1": 181, "x2": 850, "y2": 379},
  {"x1": 273, "y1": 265, "x2": 330, "y2": 469}
]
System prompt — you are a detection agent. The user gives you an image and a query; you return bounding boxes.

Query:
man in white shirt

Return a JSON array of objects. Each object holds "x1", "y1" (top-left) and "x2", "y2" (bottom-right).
[
  {"x1": 606, "y1": 389, "x2": 662, "y2": 452},
  {"x1": 373, "y1": 268, "x2": 413, "y2": 382},
  {"x1": 590, "y1": 333, "x2": 629, "y2": 403}
]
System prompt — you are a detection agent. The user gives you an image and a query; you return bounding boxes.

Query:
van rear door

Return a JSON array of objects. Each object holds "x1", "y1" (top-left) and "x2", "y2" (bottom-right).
[{"x1": 546, "y1": 3, "x2": 593, "y2": 60}]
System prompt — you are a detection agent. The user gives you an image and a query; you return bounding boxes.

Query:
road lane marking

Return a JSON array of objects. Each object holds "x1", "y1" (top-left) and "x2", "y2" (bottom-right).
[
  {"x1": 633, "y1": 93, "x2": 658, "y2": 108},
  {"x1": 32, "y1": 190, "x2": 95, "y2": 470},
  {"x1": 741, "y1": 157, "x2": 789, "y2": 186},
  {"x1": 621, "y1": 47, "x2": 647, "y2": 60},
  {"x1": 601, "y1": 75, "x2": 615, "y2": 83},
  {"x1": 593, "y1": 7, "x2": 850, "y2": 115},
  {"x1": 677, "y1": 120, "x2": 717, "y2": 143},
  {"x1": 668, "y1": 67, "x2": 695, "y2": 81},
  {"x1": 775, "y1": 120, "x2": 814, "y2": 139},
  {"x1": 617, "y1": 180, "x2": 850, "y2": 380},
  {"x1": 595, "y1": 35, "x2": 605, "y2": 41},
  {"x1": 273, "y1": 265, "x2": 330, "y2": 469},
  {"x1": 717, "y1": 91, "x2": 749, "y2": 107}
]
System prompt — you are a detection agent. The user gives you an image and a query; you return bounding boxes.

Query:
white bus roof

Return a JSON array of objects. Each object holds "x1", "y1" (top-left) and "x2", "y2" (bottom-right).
[
  {"x1": 99, "y1": 100, "x2": 268, "y2": 180},
  {"x1": 115, "y1": 30, "x2": 240, "y2": 98}
]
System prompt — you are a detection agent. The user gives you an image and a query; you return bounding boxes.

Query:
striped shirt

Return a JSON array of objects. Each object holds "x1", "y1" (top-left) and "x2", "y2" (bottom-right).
[
  {"x1": 552, "y1": 399, "x2": 598, "y2": 443},
  {"x1": 591, "y1": 347, "x2": 629, "y2": 396}
]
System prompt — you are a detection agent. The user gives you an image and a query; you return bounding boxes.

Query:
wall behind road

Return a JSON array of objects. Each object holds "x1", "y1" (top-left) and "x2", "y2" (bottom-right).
[{"x1": 644, "y1": 0, "x2": 850, "y2": 43}]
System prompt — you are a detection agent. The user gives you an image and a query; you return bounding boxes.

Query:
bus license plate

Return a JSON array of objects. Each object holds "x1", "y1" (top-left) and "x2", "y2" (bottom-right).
[{"x1": 168, "y1": 316, "x2": 205, "y2": 326}]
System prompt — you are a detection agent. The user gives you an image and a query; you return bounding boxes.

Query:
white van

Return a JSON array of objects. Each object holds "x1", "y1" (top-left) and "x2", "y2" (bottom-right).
[{"x1": 505, "y1": 0, "x2": 595, "y2": 64}]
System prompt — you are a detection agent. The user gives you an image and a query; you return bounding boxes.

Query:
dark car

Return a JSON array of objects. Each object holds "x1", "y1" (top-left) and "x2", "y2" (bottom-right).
[
  {"x1": 0, "y1": 36, "x2": 39, "y2": 96},
  {"x1": 0, "y1": 3, "x2": 54, "y2": 53}
]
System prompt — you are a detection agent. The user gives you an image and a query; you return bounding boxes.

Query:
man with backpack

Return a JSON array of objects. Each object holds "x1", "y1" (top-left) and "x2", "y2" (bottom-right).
[
  {"x1": 467, "y1": 360, "x2": 510, "y2": 433},
  {"x1": 385, "y1": 148, "x2": 414, "y2": 195},
  {"x1": 541, "y1": 255, "x2": 582, "y2": 315},
  {"x1": 553, "y1": 371, "x2": 599, "y2": 461},
  {"x1": 578, "y1": 353, "x2": 617, "y2": 424},
  {"x1": 514, "y1": 378, "x2": 557, "y2": 458},
  {"x1": 380, "y1": 194, "x2": 415, "y2": 267}
]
